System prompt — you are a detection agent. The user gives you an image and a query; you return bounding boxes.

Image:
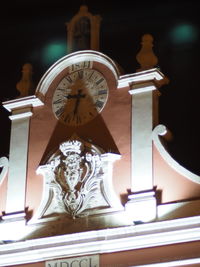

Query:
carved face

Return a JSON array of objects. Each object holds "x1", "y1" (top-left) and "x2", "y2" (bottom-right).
[{"x1": 63, "y1": 153, "x2": 83, "y2": 190}]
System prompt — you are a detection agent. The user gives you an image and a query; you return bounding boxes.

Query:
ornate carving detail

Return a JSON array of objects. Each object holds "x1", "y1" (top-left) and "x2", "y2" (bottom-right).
[{"x1": 35, "y1": 136, "x2": 122, "y2": 220}]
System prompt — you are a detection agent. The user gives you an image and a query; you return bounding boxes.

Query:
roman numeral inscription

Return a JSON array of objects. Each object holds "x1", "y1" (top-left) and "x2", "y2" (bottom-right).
[
  {"x1": 98, "y1": 89, "x2": 107, "y2": 95},
  {"x1": 78, "y1": 70, "x2": 83, "y2": 79},
  {"x1": 65, "y1": 76, "x2": 73, "y2": 83},
  {"x1": 69, "y1": 61, "x2": 93, "y2": 73},
  {"x1": 95, "y1": 100, "x2": 104, "y2": 109},
  {"x1": 96, "y1": 77, "x2": 104, "y2": 85},
  {"x1": 55, "y1": 106, "x2": 65, "y2": 117},
  {"x1": 45, "y1": 254, "x2": 99, "y2": 267},
  {"x1": 53, "y1": 99, "x2": 62, "y2": 104}
]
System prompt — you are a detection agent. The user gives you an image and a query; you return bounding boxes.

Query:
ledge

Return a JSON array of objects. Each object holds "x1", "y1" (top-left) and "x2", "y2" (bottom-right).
[
  {"x1": 2, "y1": 95, "x2": 44, "y2": 112},
  {"x1": 0, "y1": 215, "x2": 200, "y2": 266},
  {"x1": 117, "y1": 68, "x2": 164, "y2": 89}
]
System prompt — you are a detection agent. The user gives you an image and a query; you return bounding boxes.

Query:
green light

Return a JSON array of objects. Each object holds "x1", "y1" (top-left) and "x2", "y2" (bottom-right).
[
  {"x1": 42, "y1": 41, "x2": 66, "y2": 66},
  {"x1": 170, "y1": 24, "x2": 198, "y2": 44}
]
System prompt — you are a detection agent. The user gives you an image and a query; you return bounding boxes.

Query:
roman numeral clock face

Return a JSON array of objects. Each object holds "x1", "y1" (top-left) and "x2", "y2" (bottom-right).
[{"x1": 52, "y1": 62, "x2": 109, "y2": 126}]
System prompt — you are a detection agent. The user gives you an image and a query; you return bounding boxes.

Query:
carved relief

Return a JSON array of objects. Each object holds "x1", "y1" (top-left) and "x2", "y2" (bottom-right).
[{"x1": 34, "y1": 136, "x2": 122, "y2": 220}]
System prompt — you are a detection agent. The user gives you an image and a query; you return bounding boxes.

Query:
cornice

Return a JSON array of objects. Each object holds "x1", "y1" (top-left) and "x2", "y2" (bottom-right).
[
  {"x1": 0, "y1": 215, "x2": 200, "y2": 266},
  {"x1": 2, "y1": 95, "x2": 44, "y2": 112},
  {"x1": 118, "y1": 68, "x2": 164, "y2": 89}
]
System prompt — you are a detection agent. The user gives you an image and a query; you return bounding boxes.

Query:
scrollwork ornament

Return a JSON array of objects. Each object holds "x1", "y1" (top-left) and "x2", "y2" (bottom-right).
[
  {"x1": 34, "y1": 136, "x2": 122, "y2": 222},
  {"x1": 45, "y1": 139, "x2": 108, "y2": 218}
]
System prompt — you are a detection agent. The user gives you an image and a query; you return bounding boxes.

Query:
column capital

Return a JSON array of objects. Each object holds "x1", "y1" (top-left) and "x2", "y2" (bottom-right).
[
  {"x1": 129, "y1": 80, "x2": 157, "y2": 95},
  {"x1": 117, "y1": 68, "x2": 165, "y2": 89},
  {"x1": 9, "y1": 108, "x2": 33, "y2": 120}
]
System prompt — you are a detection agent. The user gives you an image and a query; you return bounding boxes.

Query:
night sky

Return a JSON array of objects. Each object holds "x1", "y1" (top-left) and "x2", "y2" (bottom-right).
[{"x1": 1, "y1": 0, "x2": 200, "y2": 175}]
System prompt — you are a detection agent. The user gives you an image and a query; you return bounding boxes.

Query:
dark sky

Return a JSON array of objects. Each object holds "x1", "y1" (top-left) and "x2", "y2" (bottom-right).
[{"x1": 1, "y1": 0, "x2": 200, "y2": 175}]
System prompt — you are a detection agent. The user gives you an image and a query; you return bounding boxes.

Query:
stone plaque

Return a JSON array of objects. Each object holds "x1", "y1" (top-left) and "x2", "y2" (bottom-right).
[{"x1": 46, "y1": 255, "x2": 99, "y2": 267}]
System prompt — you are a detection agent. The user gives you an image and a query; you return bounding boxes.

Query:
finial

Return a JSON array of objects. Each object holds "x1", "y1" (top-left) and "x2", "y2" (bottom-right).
[
  {"x1": 136, "y1": 34, "x2": 158, "y2": 72},
  {"x1": 79, "y1": 5, "x2": 88, "y2": 13},
  {"x1": 16, "y1": 63, "x2": 34, "y2": 97}
]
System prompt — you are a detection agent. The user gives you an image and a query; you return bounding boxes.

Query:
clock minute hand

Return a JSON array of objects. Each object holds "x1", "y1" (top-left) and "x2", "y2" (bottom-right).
[
  {"x1": 70, "y1": 89, "x2": 86, "y2": 115},
  {"x1": 73, "y1": 97, "x2": 80, "y2": 115}
]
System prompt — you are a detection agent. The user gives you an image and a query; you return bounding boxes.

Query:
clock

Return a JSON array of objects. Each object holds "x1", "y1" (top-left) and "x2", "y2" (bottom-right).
[{"x1": 52, "y1": 62, "x2": 109, "y2": 126}]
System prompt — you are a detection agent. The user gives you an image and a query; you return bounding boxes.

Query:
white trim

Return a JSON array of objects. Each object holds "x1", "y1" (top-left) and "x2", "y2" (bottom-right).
[
  {"x1": 9, "y1": 111, "x2": 33, "y2": 120},
  {"x1": 129, "y1": 81, "x2": 157, "y2": 95},
  {"x1": 152, "y1": 124, "x2": 200, "y2": 184},
  {"x1": 118, "y1": 68, "x2": 164, "y2": 88},
  {"x1": 128, "y1": 190, "x2": 155, "y2": 200},
  {"x1": 3, "y1": 95, "x2": 44, "y2": 112},
  {"x1": 0, "y1": 215, "x2": 200, "y2": 266},
  {"x1": 0, "y1": 157, "x2": 8, "y2": 185},
  {"x1": 36, "y1": 50, "x2": 120, "y2": 96},
  {"x1": 134, "y1": 257, "x2": 200, "y2": 267}
]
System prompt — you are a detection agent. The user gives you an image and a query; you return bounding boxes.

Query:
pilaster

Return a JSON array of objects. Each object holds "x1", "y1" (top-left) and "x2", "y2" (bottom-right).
[
  {"x1": 118, "y1": 68, "x2": 167, "y2": 223},
  {"x1": 126, "y1": 79, "x2": 158, "y2": 222},
  {"x1": 1, "y1": 96, "x2": 43, "y2": 224}
]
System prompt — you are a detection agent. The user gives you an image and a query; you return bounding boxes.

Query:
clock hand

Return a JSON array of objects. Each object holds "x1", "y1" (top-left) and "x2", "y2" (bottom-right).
[
  {"x1": 73, "y1": 89, "x2": 86, "y2": 115},
  {"x1": 65, "y1": 89, "x2": 85, "y2": 115},
  {"x1": 73, "y1": 97, "x2": 80, "y2": 115}
]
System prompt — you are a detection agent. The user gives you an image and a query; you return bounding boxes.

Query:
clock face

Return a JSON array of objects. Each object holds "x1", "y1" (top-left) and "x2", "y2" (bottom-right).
[{"x1": 52, "y1": 63, "x2": 109, "y2": 126}]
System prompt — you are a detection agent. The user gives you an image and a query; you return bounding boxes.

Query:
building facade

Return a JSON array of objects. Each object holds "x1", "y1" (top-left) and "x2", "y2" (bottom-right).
[{"x1": 1, "y1": 5, "x2": 200, "y2": 267}]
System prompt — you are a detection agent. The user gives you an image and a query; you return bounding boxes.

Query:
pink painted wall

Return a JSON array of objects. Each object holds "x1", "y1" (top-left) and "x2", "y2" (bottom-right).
[{"x1": 153, "y1": 145, "x2": 200, "y2": 203}]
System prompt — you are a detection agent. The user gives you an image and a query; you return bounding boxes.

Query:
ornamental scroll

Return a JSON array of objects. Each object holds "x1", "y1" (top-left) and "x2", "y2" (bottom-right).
[{"x1": 34, "y1": 136, "x2": 122, "y2": 220}]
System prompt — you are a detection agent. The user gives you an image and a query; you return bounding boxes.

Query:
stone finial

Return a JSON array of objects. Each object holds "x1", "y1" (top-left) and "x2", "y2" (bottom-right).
[
  {"x1": 16, "y1": 63, "x2": 34, "y2": 97},
  {"x1": 79, "y1": 5, "x2": 88, "y2": 13},
  {"x1": 136, "y1": 34, "x2": 158, "y2": 72}
]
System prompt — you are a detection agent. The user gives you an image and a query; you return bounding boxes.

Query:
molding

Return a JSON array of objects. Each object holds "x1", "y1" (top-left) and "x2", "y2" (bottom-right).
[
  {"x1": 35, "y1": 50, "x2": 120, "y2": 96},
  {"x1": 3, "y1": 95, "x2": 44, "y2": 112},
  {"x1": 0, "y1": 157, "x2": 8, "y2": 185},
  {"x1": 152, "y1": 124, "x2": 200, "y2": 184},
  {"x1": 9, "y1": 111, "x2": 33, "y2": 120},
  {"x1": 0, "y1": 215, "x2": 200, "y2": 266},
  {"x1": 117, "y1": 68, "x2": 164, "y2": 89},
  {"x1": 135, "y1": 257, "x2": 200, "y2": 267},
  {"x1": 2, "y1": 211, "x2": 26, "y2": 222},
  {"x1": 129, "y1": 81, "x2": 157, "y2": 95}
]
